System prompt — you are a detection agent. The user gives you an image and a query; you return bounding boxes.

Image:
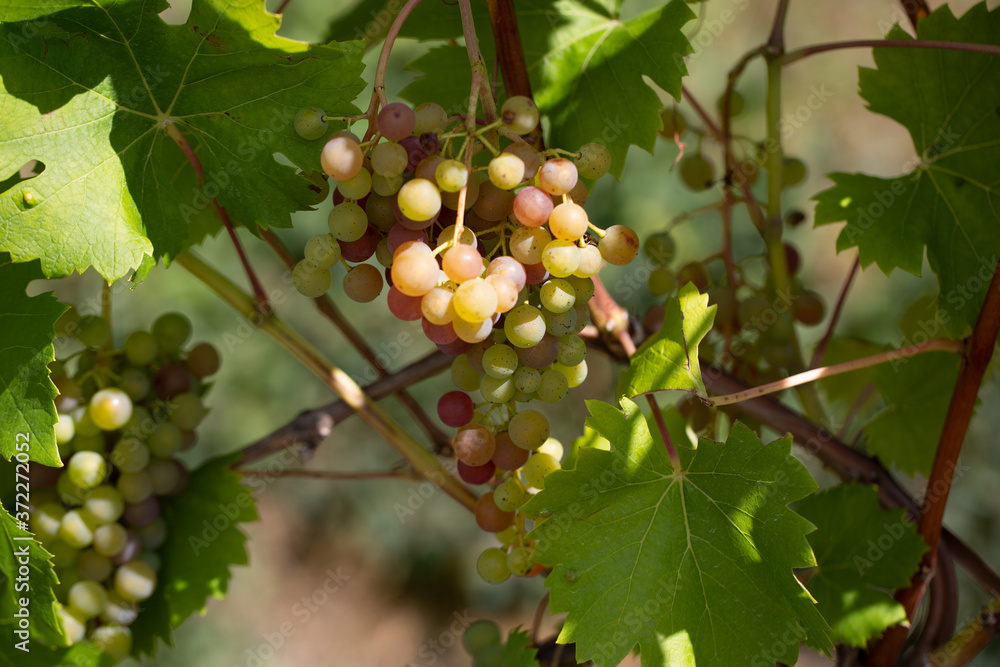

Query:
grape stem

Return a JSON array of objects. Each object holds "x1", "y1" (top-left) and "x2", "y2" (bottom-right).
[
  {"x1": 260, "y1": 229, "x2": 453, "y2": 455},
  {"x1": 706, "y1": 337, "x2": 963, "y2": 407},
  {"x1": 780, "y1": 39, "x2": 1000, "y2": 66},
  {"x1": 163, "y1": 120, "x2": 270, "y2": 314},
  {"x1": 241, "y1": 468, "x2": 419, "y2": 482},
  {"x1": 364, "y1": 0, "x2": 426, "y2": 140},
  {"x1": 809, "y1": 255, "x2": 860, "y2": 369},
  {"x1": 175, "y1": 251, "x2": 477, "y2": 512}
]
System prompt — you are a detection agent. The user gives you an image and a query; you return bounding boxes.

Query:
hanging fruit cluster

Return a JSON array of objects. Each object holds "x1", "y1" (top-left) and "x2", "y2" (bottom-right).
[
  {"x1": 28, "y1": 309, "x2": 219, "y2": 658},
  {"x1": 292, "y1": 94, "x2": 639, "y2": 583}
]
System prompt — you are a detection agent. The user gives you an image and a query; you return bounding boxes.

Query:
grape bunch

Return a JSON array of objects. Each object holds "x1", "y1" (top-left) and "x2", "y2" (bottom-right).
[
  {"x1": 28, "y1": 310, "x2": 219, "y2": 659},
  {"x1": 292, "y1": 96, "x2": 639, "y2": 582}
]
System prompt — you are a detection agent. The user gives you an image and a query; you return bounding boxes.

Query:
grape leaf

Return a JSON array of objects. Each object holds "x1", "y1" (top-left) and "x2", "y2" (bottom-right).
[
  {"x1": 0, "y1": 254, "x2": 64, "y2": 466},
  {"x1": 524, "y1": 400, "x2": 833, "y2": 667},
  {"x1": 503, "y1": 627, "x2": 540, "y2": 667},
  {"x1": 0, "y1": 501, "x2": 63, "y2": 653},
  {"x1": 813, "y1": 3, "x2": 1000, "y2": 335},
  {"x1": 620, "y1": 283, "x2": 715, "y2": 398},
  {"x1": 795, "y1": 484, "x2": 927, "y2": 647},
  {"x1": 0, "y1": 0, "x2": 365, "y2": 282},
  {"x1": 129, "y1": 454, "x2": 257, "y2": 656},
  {"x1": 0, "y1": 640, "x2": 118, "y2": 667},
  {"x1": 0, "y1": 0, "x2": 89, "y2": 23},
  {"x1": 865, "y1": 352, "x2": 960, "y2": 476},
  {"x1": 398, "y1": 0, "x2": 694, "y2": 178}
]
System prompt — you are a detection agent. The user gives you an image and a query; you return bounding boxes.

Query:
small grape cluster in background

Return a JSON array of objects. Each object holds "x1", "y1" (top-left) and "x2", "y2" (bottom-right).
[
  {"x1": 291, "y1": 95, "x2": 639, "y2": 583},
  {"x1": 28, "y1": 310, "x2": 219, "y2": 658}
]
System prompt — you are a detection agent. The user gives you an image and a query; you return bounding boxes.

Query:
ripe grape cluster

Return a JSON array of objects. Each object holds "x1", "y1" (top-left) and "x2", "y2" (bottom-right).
[
  {"x1": 29, "y1": 310, "x2": 219, "y2": 659},
  {"x1": 293, "y1": 96, "x2": 639, "y2": 582}
]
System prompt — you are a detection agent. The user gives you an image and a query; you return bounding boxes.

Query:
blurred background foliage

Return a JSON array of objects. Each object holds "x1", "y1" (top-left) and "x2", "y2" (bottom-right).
[{"x1": 31, "y1": 0, "x2": 998, "y2": 664}]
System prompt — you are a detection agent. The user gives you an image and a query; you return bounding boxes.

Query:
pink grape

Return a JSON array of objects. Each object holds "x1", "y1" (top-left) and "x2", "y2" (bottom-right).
[{"x1": 437, "y1": 391, "x2": 474, "y2": 427}]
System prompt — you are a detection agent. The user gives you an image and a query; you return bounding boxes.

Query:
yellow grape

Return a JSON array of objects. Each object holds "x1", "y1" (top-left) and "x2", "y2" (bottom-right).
[{"x1": 454, "y1": 278, "x2": 498, "y2": 322}]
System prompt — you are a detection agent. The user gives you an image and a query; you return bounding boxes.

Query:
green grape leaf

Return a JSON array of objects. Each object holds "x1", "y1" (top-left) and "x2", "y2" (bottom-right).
[
  {"x1": 865, "y1": 352, "x2": 960, "y2": 476},
  {"x1": 0, "y1": 500, "x2": 63, "y2": 653},
  {"x1": 0, "y1": 1, "x2": 89, "y2": 22},
  {"x1": 620, "y1": 283, "x2": 715, "y2": 398},
  {"x1": 0, "y1": 0, "x2": 365, "y2": 282},
  {"x1": 129, "y1": 454, "x2": 257, "y2": 656},
  {"x1": 524, "y1": 400, "x2": 833, "y2": 667},
  {"x1": 400, "y1": 44, "x2": 503, "y2": 118},
  {"x1": 796, "y1": 484, "x2": 927, "y2": 647},
  {"x1": 503, "y1": 627, "x2": 541, "y2": 667},
  {"x1": 0, "y1": 255, "x2": 64, "y2": 466},
  {"x1": 813, "y1": 3, "x2": 1000, "y2": 335},
  {"x1": 398, "y1": 0, "x2": 694, "y2": 178}
]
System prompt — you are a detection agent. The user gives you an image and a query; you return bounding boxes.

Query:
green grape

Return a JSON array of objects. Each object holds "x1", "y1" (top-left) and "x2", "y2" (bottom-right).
[
  {"x1": 31, "y1": 502, "x2": 65, "y2": 541},
  {"x1": 507, "y1": 547, "x2": 533, "y2": 577},
  {"x1": 304, "y1": 234, "x2": 342, "y2": 269},
  {"x1": 576, "y1": 142, "x2": 611, "y2": 180},
  {"x1": 170, "y1": 393, "x2": 205, "y2": 430},
  {"x1": 644, "y1": 231, "x2": 676, "y2": 266},
  {"x1": 500, "y1": 95, "x2": 539, "y2": 135},
  {"x1": 493, "y1": 477, "x2": 525, "y2": 511},
  {"x1": 480, "y1": 374, "x2": 516, "y2": 404},
  {"x1": 659, "y1": 107, "x2": 687, "y2": 138},
  {"x1": 782, "y1": 157, "x2": 807, "y2": 186},
  {"x1": 137, "y1": 517, "x2": 167, "y2": 550},
  {"x1": 114, "y1": 560, "x2": 157, "y2": 602},
  {"x1": 57, "y1": 606, "x2": 87, "y2": 645},
  {"x1": 117, "y1": 471, "x2": 153, "y2": 504},
  {"x1": 413, "y1": 102, "x2": 448, "y2": 135},
  {"x1": 648, "y1": 267, "x2": 676, "y2": 295},
  {"x1": 338, "y1": 167, "x2": 372, "y2": 200},
  {"x1": 598, "y1": 225, "x2": 640, "y2": 266},
  {"x1": 451, "y1": 355, "x2": 482, "y2": 392},
  {"x1": 454, "y1": 278, "x2": 498, "y2": 321},
  {"x1": 543, "y1": 307, "x2": 577, "y2": 337},
  {"x1": 508, "y1": 410, "x2": 549, "y2": 450},
  {"x1": 553, "y1": 360, "x2": 588, "y2": 388},
  {"x1": 513, "y1": 366, "x2": 541, "y2": 394},
  {"x1": 503, "y1": 305, "x2": 546, "y2": 349},
  {"x1": 537, "y1": 437, "x2": 564, "y2": 461},
  {"x1": 539, "y1": 279, "x2": 576, "y2": 314},
  {"x1": 84, "y1": 486, "x2": 125, "y2": 524},
  {"x1": 77, "y1": 315, "x2": 110, "y2": 348},
  {"x1": 679, "y1": 154, "x2": 715, "y2": 190},
  {"x1": 397, "y1": 178, "x2": 441, "y2": 222},
  {"x1": 293, "y1": 259, "x2": 333, "y2": 298},
  {"x1": 111, "y1": 439, "x2": 150, "y2": 474},
  {"x1": 89, "y1": 388, "x2": 133, "y2": 431},
  {"x1": 294, "y1": 106, "x2": 327, "y2": 140},
  {"x1": 148, "y1": 422, "x2": 183, "y2": 458},
  {"x1": 717, "y1": 90, "x2": 745, "y2": 117},
  {"x1": 68, "y1": 579, "x2": 107, "y2": 618},
  {"x1": 556, "y1": 334, "x2": 586, "y2": 367},
  {"x1": 564, "y1": 275, "x2": 595, "y2": 302},
  {"x1": 119, "y1": 368, "x2": 151, "y2": 401},
  {"x1": 463, "y1": 620, "x2": 502, "y2": 655},
  {"x1": 435, "y1": 159, "x2": 468, "y2": 193},
  {"x1": 76, "y1": 549, "x2": 112, "y2": 582},
  {"x1": 148, "y1": 459, "x2": 183, "y2": 496},
  {"x1": 74, "y1": 409, "x2": 101, "y2": 437},
  {"x1": 496, "y1": 525, "x2": 520, "y2": 547},
  {"x1": 509, "y1": 226, "x2": 551, "y2": 265},
  {"x1": 59, "y1": 509, "x2": 98, "y2": 548},
  {"x1": 371, "y1": 172, "x2": 403, "y2": 196},
  {"x1": 370, "y1": 141, "x2": 408, "y2": 177},
  {"x1": 482, "y1": 344, "x2": 518, "y2": 379},
  {"x1": 94, "y1": 523, "x2": 129, "y2": 557},
  {"x1": 152, "y1": 312, "x2": 192, "y2": 352},
  {"x1": 91, "y1": 625, "x2": 133, "y2": 660},
  {"x1": 68, "y1": 451, "x2": 108, "y2": 489},
  {"x1": 488, "y1": 154, "x2": 525, "y2": 190},
  {"x1": 476, "y1": 547, "x2": 511, "y2": 584},
  {"x1": 102, "y1": 592, "x2": 139, "y2": 626},
  {"x1": 537, "y1": 369, "x2": 569, "y2": 403},
  {"x1": 375, "y1": 238, "x2": 393, "y2": 268},
  {"x1": 124, "y1": 331, "x2": 157, "y2": 365},
  {"x1": 327, "y1": 202, "x2": 368, "y2": 241},
  {"x1": 54, "y1": 413, "x2": 75, "y2": 444},
  {"x1": 57, "y1": 472, "x2": 91, "y2": 506},
  {"x1": 542, "y1": 239, "x2": 580, "y2": 278},
  {"x1": 523, "y1": 451, "x2": 559, "y2": 490}
]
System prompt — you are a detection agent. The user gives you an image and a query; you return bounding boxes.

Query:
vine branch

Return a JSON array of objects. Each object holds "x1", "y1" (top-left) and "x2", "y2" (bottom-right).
[{"x1": 781, "y1": 39, "x2": 1000, "y2": 66}]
